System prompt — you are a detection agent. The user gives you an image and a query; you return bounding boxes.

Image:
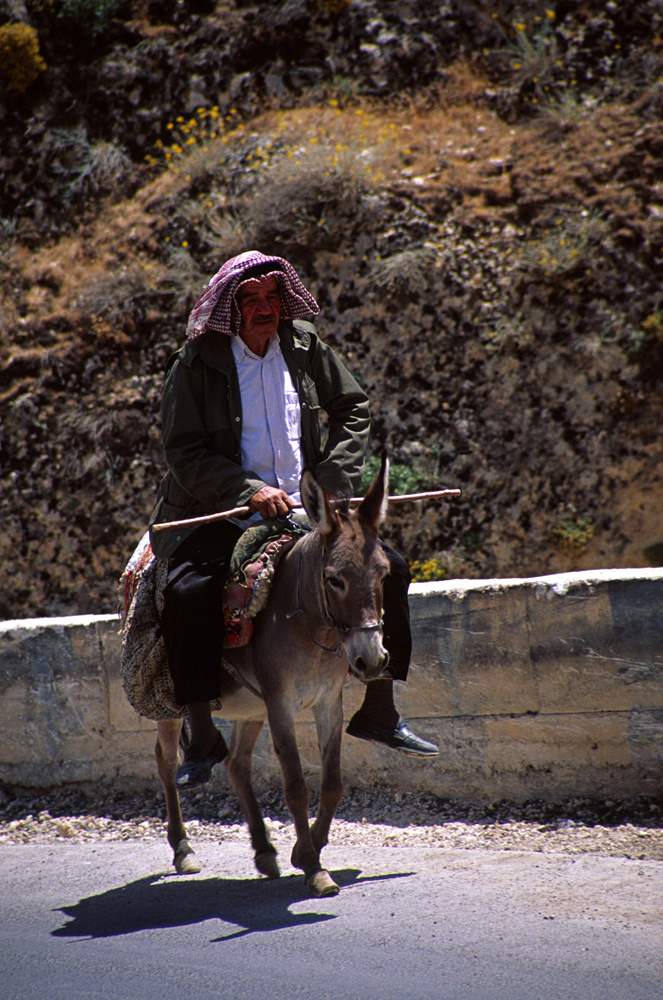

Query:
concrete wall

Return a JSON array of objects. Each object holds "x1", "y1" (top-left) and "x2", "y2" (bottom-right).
[{"x1": 1, "y1": 568, "x2": 662, "y2": 803}]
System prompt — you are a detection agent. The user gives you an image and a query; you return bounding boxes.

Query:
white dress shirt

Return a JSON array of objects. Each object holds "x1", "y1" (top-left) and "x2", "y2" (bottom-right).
[{"x1": 231, "y1": 334, "x2": 303, "y2": 516}]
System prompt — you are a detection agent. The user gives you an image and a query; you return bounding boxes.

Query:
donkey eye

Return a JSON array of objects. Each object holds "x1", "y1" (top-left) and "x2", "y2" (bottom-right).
[{"x1": 325, "y1": 571, "x2": 346, "y2": 592}]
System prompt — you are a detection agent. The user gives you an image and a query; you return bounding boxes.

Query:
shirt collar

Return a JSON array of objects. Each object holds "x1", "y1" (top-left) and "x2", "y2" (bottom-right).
[{"x1": 231, "y1": 333, "x2": 281, "y2": 365}]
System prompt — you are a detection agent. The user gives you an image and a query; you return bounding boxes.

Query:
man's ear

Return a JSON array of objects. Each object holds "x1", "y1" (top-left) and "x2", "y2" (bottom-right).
[{"x1": 300, "y1": 469, "x2": 338, "y2": 536}]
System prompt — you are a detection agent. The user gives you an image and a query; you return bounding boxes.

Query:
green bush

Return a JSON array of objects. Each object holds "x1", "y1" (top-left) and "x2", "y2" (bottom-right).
[
  {"x1": 549, "y1": 516, "x2": 595, "y2": 553},
  {"x1": 360, "y1": 454, "x2": 436, "y2": 496},
  {"x1": 56, "y1": 0, "x2": 125, "y2": 39}
]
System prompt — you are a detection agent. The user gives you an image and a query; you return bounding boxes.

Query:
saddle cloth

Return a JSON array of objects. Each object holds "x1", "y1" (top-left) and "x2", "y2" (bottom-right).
[{"x1": 119, "y1": 518, "x2": 309, "y2": 721}]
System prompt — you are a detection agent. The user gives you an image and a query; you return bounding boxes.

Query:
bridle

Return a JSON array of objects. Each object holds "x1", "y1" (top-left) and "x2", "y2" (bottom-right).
[{"x1": 286, "y1": 546, "x2": 383, "y2": 655}]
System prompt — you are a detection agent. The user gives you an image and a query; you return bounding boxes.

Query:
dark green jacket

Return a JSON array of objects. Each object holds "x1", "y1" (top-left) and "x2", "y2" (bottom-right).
[{"x1": 149, "y1": 319, "x2": 370, "y2": 559}]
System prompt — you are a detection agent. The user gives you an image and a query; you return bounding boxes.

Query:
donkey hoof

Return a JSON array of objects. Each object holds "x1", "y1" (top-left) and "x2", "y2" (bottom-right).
[
  {"x1": 174, "y1": 840, "x2": 201, "y2": 875},
  {"x1": 306, "y1": 868, "x2": 340, "y2": 897},
  {"x1": 255, "y1": 851, "x2": 281, "y2": 879}
]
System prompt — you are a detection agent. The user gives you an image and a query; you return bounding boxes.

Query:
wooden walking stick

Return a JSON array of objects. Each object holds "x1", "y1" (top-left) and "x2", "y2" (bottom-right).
[{"x1": 151, "y1": 488, "x2": 461, "y2": 533}]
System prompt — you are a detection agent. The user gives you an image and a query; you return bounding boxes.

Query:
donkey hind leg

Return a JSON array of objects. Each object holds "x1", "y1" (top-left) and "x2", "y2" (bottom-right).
[
  {"x1": 267, "y1": 702, "x2": 338, "y2": 898},
  {"x1": 305, "y1": 694, "x2": 345, "y2": 897},
  {"x1": 155, "y1": 719, "x2": 201, "y2": 875},
  {"x1": 226, "y1": 720, "x2": 280, "y2": 879}
]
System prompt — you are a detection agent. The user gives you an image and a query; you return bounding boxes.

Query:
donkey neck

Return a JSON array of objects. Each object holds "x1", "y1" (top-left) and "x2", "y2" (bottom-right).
[{"x1": 284, "y1": 531, "x2": 341, "y2": 654}]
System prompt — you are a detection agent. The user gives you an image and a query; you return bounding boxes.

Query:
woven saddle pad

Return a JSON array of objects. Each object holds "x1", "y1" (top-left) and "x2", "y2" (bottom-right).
[{"x1": 119, "y1": 519, "x2": 309, "y2": 721}]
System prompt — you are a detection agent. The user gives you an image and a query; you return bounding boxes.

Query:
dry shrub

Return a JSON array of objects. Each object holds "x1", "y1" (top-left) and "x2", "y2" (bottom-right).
[
  {"x1": 178, "y1": 201, "x2": 250, "y2": 260},
  {"x1": 516, "y1": 208, "x2": 610, "y2": 276},
  {"x1": 0, "y1": 22, "x2": 46, "y2": 92},
  {"x1": 159, "y1": 246, "x2": 205, "y2": 300},
  {"x1": 371, "y1": 243, "x2": 439, "y2": 292},
  {"x1": 76, "y1": 264, "x2": 165, "y2": 322},
  {"x1": 59, "y1": 409, "x2": 118, "y2": 483},
  {"x1": 244, "y1": 138, "x2": 384, "y2": 248},
  {"x1": 196, "y1": 213, "x2": 250, "y2": 260},
  {"x1": 49, "y1": 126, "x2": 132, "y2": 202}
]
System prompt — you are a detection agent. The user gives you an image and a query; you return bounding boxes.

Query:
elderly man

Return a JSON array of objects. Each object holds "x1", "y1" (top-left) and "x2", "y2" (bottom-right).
[{"x1": 149, "y1": 251, "x2": 438, "y2": 788}]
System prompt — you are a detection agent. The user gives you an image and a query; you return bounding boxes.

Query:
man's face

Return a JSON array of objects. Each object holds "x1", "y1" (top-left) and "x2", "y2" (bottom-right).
[{"x1": 237, "y1": 275, "x2": 281, "y2": 356}]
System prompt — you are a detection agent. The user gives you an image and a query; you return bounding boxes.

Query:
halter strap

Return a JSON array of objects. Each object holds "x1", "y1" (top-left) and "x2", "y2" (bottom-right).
[{"x1": 287, "y1": 547, "x2": 383, "y2": 654}]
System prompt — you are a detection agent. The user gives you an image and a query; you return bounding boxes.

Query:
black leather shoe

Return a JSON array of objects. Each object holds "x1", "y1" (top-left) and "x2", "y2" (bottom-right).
[
  {"x1": 346, "y1": 715, "x2": 439, "y2": 757},
  {"x1": 176, "y1": 731, "x2": 228, "y2": 789}
]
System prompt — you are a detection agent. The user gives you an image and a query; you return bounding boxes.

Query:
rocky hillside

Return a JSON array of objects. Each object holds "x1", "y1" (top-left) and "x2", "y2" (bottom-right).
[{"x1": 1, "y1": 0, "x2": 662, "y2": 619}]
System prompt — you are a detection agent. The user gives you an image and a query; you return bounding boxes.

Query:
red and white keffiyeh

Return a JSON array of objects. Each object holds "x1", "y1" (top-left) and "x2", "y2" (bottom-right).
[{"x1": 185, "y1": 250, "x2": 320, "y2": 340}]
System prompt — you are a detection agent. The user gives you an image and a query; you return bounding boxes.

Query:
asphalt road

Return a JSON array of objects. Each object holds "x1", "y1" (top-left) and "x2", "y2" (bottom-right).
[{"x1": 1, "y1": 838, "x2": 661, "y2": 1000}]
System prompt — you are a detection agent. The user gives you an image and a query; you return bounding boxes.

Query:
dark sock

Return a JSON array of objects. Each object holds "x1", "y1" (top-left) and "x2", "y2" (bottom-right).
[
  {"x1": 356, "y1": 679, "x2": 399, "y2": 728},
  {"x1": 186, "y1": 701, "x2": 220, "y2": 755}
]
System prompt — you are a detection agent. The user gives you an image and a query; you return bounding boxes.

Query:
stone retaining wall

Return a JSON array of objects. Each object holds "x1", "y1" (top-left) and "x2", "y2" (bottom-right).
[{"x1": 1, "y1": 568, "x2": 661, "y2": 803}]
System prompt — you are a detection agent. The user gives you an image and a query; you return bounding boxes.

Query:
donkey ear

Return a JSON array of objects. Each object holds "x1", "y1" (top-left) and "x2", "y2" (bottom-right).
[
  {"x1": 358, "y1": 452, "x2": 389, "y2": 534},
  {"x1": 300, "y1": 468, "x2": 338, "y2": 536}
]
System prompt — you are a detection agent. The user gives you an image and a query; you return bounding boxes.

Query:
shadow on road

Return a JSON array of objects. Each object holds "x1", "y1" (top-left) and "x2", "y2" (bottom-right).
[{"x1": 51, "y1": 867, "x2": 414, "y2": 942}]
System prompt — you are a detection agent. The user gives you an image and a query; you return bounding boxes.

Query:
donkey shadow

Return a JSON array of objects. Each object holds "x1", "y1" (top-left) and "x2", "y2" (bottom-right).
[{"x1": 51, "y1": 867, "x2": 414, "y2": 942}]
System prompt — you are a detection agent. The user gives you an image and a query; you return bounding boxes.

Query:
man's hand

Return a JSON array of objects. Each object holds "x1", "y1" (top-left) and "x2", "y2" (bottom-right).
[{"x1": 248, "y1": 486, "x2": 296, "y2": 518}]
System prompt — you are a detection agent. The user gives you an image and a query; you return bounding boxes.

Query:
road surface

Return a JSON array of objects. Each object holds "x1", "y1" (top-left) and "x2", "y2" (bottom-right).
[{"x1": 1, "y1": 838, "x2": 661, "y2": 1000}]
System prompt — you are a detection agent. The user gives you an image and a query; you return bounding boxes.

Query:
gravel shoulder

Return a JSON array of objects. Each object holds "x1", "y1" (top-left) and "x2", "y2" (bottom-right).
[{"x1": 2, "y1": 784, "x2": 662, "y2": 862}]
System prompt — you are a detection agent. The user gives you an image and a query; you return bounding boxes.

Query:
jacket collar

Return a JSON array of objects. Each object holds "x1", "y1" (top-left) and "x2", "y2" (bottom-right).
[{"x1": 186, "y1": 319, "x2": 311, "y2": 373}]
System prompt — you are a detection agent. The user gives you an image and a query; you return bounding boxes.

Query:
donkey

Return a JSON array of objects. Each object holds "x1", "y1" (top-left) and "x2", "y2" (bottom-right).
[{"x1": 154, "y1": 455, "x2": 391, "y2": 897}]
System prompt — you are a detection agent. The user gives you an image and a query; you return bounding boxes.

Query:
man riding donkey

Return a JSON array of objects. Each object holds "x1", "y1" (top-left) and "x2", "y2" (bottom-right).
[{"x1": 149, "y1": 250, "x2": 439, "y2": 789}]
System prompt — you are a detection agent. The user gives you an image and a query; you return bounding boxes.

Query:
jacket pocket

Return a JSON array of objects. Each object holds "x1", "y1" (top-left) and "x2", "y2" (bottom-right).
[{"x1": 300, "y1": 374, "x2": 320, "y2": 410}]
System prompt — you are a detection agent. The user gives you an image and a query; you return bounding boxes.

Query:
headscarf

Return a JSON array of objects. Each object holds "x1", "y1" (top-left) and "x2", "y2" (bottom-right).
[{"x1": 185, "y1": 250, "x2": 320, "y2": 339}]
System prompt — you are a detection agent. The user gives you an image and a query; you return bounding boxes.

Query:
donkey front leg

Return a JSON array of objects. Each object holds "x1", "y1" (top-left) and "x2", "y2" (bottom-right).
[
  {"x1": 225, "y1": 719, "x2": 280, "y2": 879},
  {"x1": 310, "y1": 694, "x2": 344, "y2": 859},
  {"x1": 267, "y1": 701, "x2": 339, "y2": 897},
  {"x1": 155, "y1": 719, "x2": 201, "y2": 875},
  {"x1": 301, "y1": 694, "x2": 344, "y2": 898}
]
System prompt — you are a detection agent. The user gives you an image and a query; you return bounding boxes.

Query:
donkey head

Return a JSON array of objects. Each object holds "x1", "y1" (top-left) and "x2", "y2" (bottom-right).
[{"x1": 300, "y1": 454, "x2": 391, "y2": 681}]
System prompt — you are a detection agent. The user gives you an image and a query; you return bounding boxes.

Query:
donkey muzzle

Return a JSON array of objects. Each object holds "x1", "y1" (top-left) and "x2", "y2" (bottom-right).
[{"x1": 342, "y1": 624, "x2": 389, "y2": 682}]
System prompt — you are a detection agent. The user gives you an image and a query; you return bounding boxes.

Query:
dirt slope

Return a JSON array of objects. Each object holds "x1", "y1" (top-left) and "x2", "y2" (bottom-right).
[{"x1": 1, "y1": 0, "x2": 662, "y2": 618}]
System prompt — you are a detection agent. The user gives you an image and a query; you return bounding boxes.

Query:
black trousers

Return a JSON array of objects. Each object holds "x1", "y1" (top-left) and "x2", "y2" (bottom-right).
[{"x1": 160, "y1": 522, "x2": 412, "y2": 705}]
